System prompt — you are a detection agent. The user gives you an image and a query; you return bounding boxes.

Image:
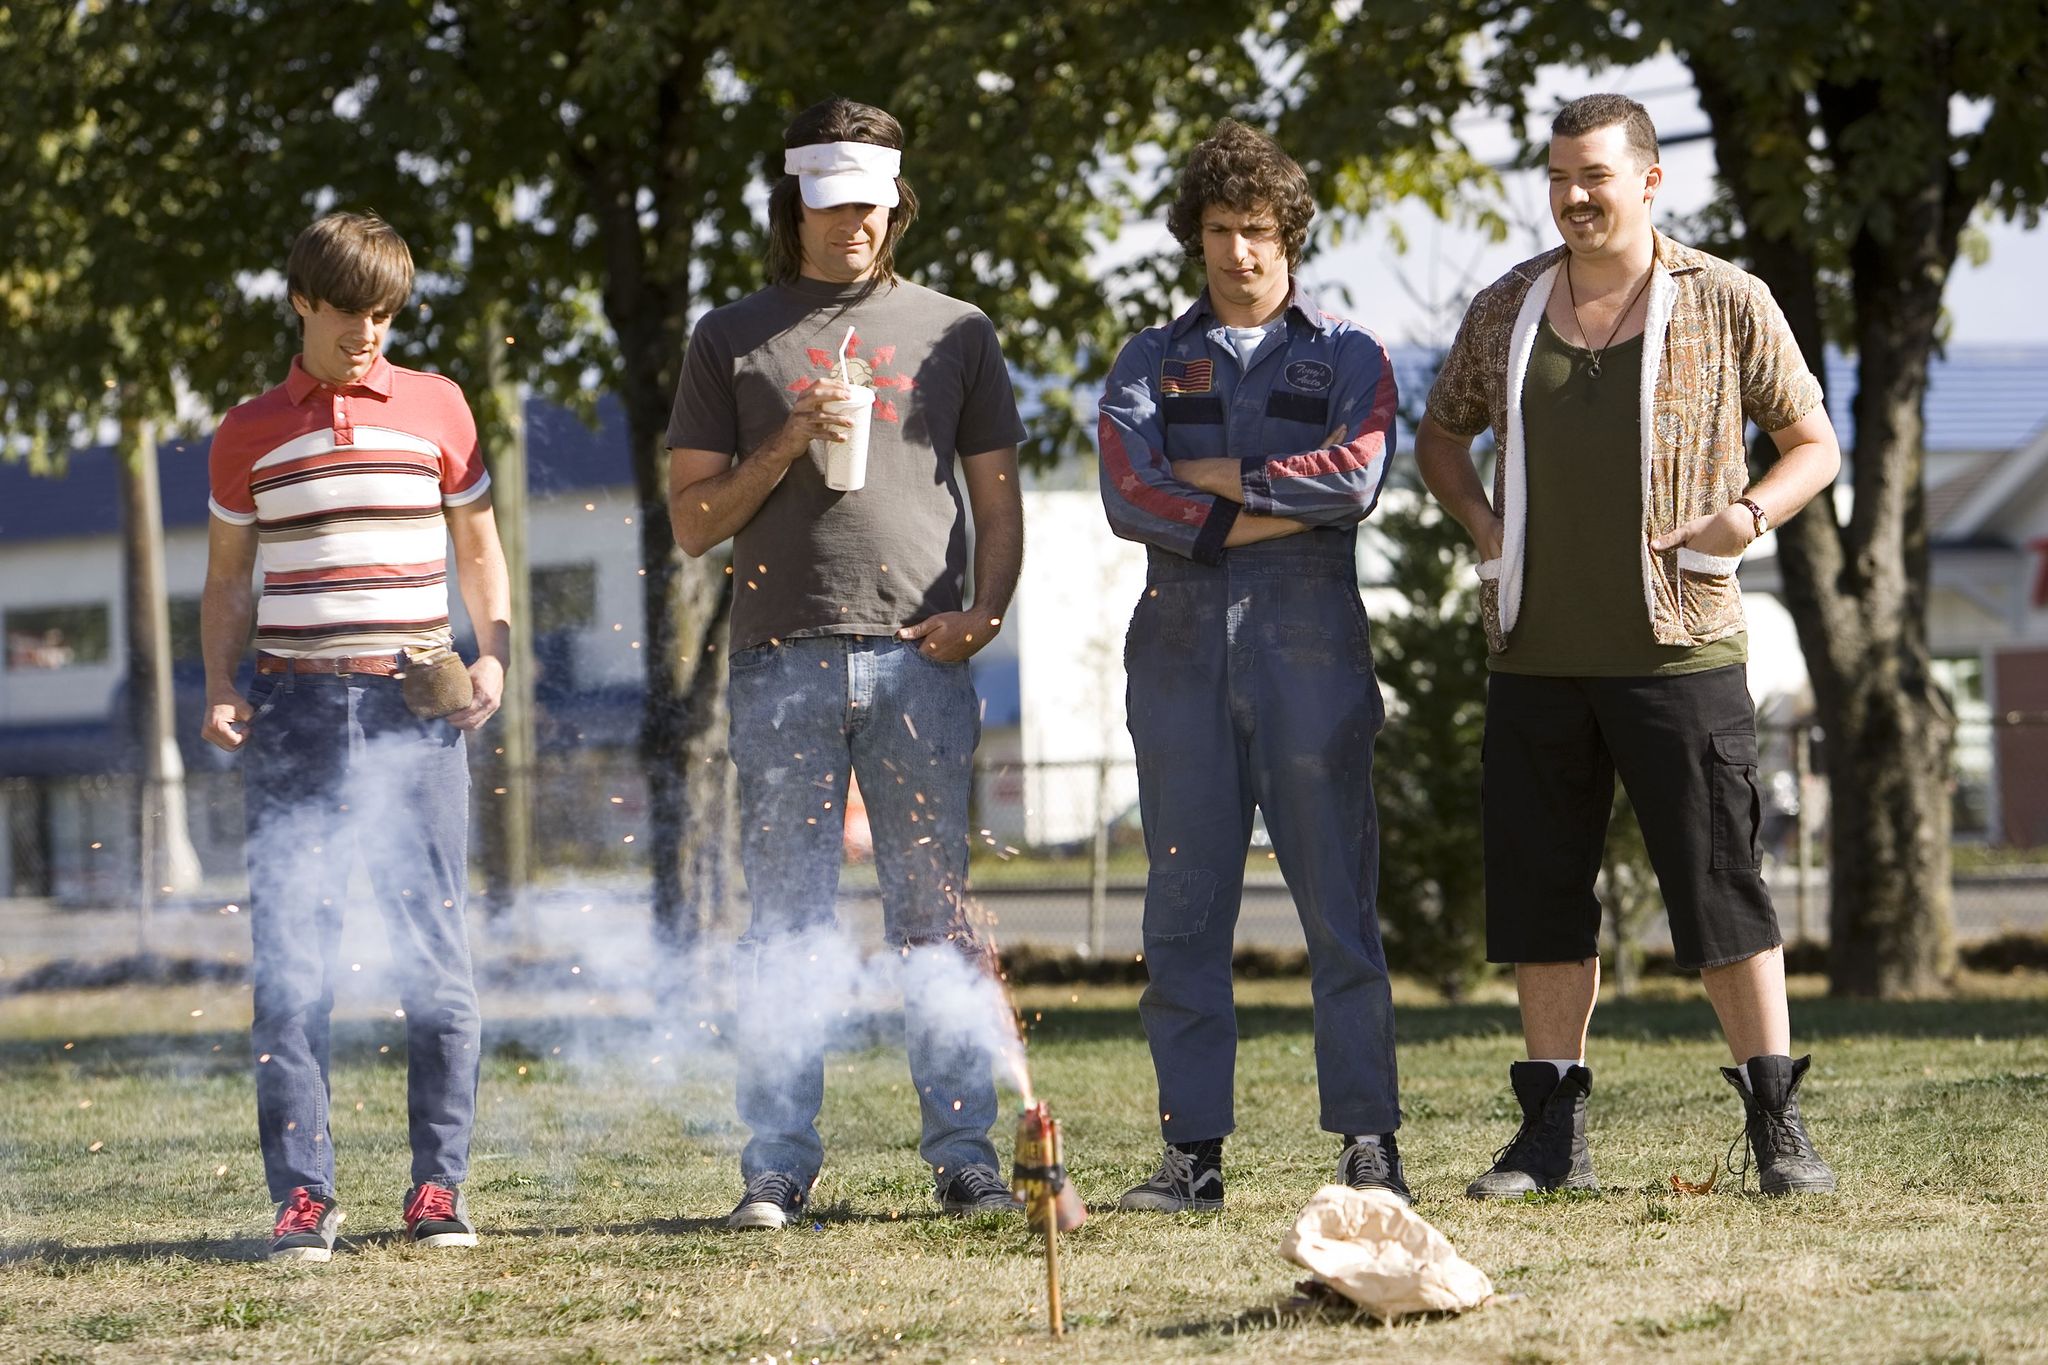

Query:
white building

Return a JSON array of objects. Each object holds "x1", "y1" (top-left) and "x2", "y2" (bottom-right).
[
  {"x1": 970, "y1": 490, "x2": 1146, "y2": 847},
  {"x1": 0, "y1": 399, "x2": 652, "y2": 897},
  {"x1": 9, "y1": 347, "x2": 2046, "y2": 898},
  {"x1": 1741, "y1": 347, "x2": 2048, "y2": 844}
]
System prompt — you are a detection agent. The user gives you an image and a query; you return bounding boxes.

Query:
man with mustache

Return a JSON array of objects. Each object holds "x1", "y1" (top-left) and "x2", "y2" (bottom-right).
[
  {"x1": 668, "y1": 96, "x2": 1028, "y2": 1229},
  {"x1": 1098, "y1": 120, "x2": 1409, "y2": 1211},
  {"x1": 1415, "y1": 93, "x2": 1842, "y2": 1197}
]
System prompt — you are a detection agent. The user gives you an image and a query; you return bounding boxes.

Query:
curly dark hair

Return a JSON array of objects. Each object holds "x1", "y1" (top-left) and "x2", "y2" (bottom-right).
[
  {"x1": 1551, "y1": 94, "x2": 1660, "y2": 169},
  {"x1": 1167, "y1": 119, "x2": 1315, "y2": 270}
]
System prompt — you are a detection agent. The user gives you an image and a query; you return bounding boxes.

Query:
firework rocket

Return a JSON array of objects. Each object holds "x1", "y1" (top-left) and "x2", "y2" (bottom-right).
[{"x1": 1013, "y1": 1100, "x2": 1086, "y2": 1338}]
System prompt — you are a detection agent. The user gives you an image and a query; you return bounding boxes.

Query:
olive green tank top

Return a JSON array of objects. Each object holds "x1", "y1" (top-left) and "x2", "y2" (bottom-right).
[{"x1": 1490, "y1": 317, "x2": 1745, "y2": 677}]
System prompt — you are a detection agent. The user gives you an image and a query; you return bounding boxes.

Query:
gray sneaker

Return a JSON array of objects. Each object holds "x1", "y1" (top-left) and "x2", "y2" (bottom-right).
[
  {"x1": 1117, "y1": 1143, "x2": 1223, "y2": 1212},
  {"x1": 269, "y1": 1188, "x2": 344, "y2": 1263},
  {"x1": 935, "y1": 1164, "x2": 1024, "y2": 1214},
  {"x1": 1337, "y1": 1133, "x2": 1412, "y2": 1204},
  {"x1": 727, "y1": 1171, "x2": 809, "y2": 1229}
]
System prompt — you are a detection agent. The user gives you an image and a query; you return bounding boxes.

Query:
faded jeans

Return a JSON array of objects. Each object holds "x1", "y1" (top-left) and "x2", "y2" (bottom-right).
[
  {"x1": 242, "y1": 669, "x2": 480, "y2": 1203},
  {"x1": 1124, "y1": 529, "x2": 1401, "y2": 1142},
  {"x1": 725, "y1": 634, "x2": 999, "y2": 1188}
]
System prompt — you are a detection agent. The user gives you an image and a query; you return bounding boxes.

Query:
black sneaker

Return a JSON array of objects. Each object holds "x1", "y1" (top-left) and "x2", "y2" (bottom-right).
[
  {"x1": 1117, "y1": 1142, "x2": 1223, "y2": 1212},
  {"x1": 935, "y1": 1164, "x2": 1024, "y2": 1215},
  {"x1": 1466, "y1": 1062, "x2": 1598, "y2": 1199},
  {"x1": 269, "y1": 1187, "x2": 344, "y2": 1263},
  {"x1": 1337, "y1": 1133, "x2": 1412, "y2": 1203},
  {"x1": 1723, "y1": 1054, "x2": 1837, "y2": 1195},
  {"x1": 403, "y1": 1182, "x2": 478, "y2": 1248},
  {"x1": 727, "y1": 1170, "x2": 809, "y2": 1229}
]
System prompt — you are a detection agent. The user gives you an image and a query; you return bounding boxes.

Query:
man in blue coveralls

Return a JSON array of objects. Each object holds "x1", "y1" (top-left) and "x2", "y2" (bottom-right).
[{"x1": 1097, "y1": 120, "x2": 1409, "y2": 1211}]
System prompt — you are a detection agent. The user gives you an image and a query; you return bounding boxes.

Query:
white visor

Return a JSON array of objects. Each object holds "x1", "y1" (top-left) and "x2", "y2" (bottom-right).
[{"x1": 785, "y1": 140, "x2": 902, "y2": 209}]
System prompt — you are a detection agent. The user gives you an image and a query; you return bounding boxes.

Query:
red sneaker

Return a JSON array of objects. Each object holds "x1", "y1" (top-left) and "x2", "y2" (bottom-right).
[
  {"x1": 403, "y1": 1182, "x2": 478, "y2": 1247},
  {"x1": 269, "y1": 1187, "x2": 344, "y2": 1262}
]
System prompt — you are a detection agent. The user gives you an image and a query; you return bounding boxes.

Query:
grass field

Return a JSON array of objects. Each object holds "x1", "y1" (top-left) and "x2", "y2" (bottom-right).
[{"x1": 3, "y1": 972, "x2": 2046, "y2": 1363}]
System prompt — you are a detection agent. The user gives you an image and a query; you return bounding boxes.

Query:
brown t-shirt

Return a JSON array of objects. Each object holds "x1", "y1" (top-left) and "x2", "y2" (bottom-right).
[{"x1": 666, "y1": 277, "x2": 1027, "y2": 650}]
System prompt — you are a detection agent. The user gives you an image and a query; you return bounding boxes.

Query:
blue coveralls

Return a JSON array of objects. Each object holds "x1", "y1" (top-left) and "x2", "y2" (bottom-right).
[{"x1": 1097, "y1": 286, "x2": 1402, "y2": 1142}]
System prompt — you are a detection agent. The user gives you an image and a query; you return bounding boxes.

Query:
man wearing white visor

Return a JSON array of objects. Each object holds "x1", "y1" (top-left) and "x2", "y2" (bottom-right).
[
  {"x1": 667, "y1": 97, "x2": 1028, "y2": 1230},
  {"x1": 785, "y1": 138, "x2": 903, "y2": 209}
]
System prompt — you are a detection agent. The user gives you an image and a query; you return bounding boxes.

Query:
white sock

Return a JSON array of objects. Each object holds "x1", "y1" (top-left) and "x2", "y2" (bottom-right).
[
  {"x1": 1532, "y1": 1058, "x2": 1584, "y2": 1079},
  {"x1": 1341, "y1": 1133, "x2": 1383, "y2": 1148}
]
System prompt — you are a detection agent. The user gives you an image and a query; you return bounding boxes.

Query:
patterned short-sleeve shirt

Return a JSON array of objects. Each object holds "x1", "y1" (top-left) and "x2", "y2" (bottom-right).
[{"x1": 1425, "y1": 235, "x2": 1823, "y2": 652}]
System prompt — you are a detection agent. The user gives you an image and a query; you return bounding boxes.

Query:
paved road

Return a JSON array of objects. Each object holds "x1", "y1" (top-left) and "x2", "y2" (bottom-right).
[
  {"x1": 4, "y1": 867, "x2": 2040, "y2": 979},
  {"x1": 975, "y1": 870, "x2": 2046, "y2": 955}
]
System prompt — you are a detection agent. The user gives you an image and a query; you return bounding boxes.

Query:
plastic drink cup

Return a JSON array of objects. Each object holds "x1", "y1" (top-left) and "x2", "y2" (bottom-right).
[{"x1": 820, "y1": 385, "x2": 876, "y2": 492}]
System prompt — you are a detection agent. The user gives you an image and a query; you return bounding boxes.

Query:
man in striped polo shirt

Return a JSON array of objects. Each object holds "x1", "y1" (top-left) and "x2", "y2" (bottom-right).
[{"x1": 200, "y1": 211, "x2": 511, "y2": 1262}]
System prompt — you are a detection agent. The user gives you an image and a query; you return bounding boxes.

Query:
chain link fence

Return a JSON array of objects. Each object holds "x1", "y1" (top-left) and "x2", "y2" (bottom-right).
[{"x1": 4, "y1": 714, "x2": 2043, "y2": 955}]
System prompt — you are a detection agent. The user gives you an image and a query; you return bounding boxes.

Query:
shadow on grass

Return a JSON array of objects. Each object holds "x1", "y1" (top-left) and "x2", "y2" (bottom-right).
[
  {"x1": 6, "y1": 994, "x2": 2044, "y2": 1080},
  {"x1": 1149, "y1": 1282, "x2": 1513, "y2": 1340},
  {"x1": 0, "y1": 1214, "x2": 847, "y2": 1267},
  {"x1": 0, "y1": 1016, "x2": 736, "y2": 1080},
  {"x1": 1148, "y1": 1305, "x2": 1292, "y2": 1340},
  {"x1": 1, "y1": 1234, "x2": 274, "y2": 1266},
  {"x1": 1028, "y1": 994, "x2": 2048, "y2": 1047}
]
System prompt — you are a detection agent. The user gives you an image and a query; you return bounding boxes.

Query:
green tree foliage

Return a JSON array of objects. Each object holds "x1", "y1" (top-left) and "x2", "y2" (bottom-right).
[
  {"x1": 1481, "y1": 1, "x2": 2048, "y2": 997},
  {"x1": 0, "y1": 0, "x2": 1388, "y2": 953},
  {"x1": 1369, "y1": 490, "x2": 1491, "y2": 999},
  {"x1": 20, "y1": 2, "x2": 2030, "y2": 999},
  {"x1": 1278, "y1": 0, "x2": 2047, "y2": 997},
  {"x1": 0, "y1": 2, "x2": 403, "y2": 449}
]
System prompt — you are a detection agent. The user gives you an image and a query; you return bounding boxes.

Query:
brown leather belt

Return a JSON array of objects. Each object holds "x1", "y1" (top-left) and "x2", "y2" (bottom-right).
[{"x1": 256, "y1": 652, "x2": 404, "y2": 677}]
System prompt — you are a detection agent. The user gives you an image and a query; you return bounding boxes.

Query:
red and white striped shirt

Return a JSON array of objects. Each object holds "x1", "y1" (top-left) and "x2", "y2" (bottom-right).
[{"x1": 208, "y1": 355, "x2": 490, "y2": 659}]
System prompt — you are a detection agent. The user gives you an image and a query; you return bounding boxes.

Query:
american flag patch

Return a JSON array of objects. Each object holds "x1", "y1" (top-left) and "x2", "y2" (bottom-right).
[{"x1": 1160, "y1": 357, "x2": 1214, "y2": 395}]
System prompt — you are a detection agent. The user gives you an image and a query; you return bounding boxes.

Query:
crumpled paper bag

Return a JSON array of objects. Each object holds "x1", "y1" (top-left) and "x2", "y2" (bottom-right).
[{"x1": 1279, "y1": 1184, "x2": 1495, "y2": 1322}]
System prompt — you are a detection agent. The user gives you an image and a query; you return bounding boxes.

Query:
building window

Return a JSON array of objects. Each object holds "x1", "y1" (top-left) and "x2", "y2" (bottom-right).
[
  {"x1": 532, "y1": 563, "x2": 599, "y2": 635},
  {"x1": 4, "y1": 604, "x2": 111, "y2": 671}
]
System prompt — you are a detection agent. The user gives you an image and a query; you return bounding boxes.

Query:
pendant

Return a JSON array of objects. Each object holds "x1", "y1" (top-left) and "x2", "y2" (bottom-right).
[{"x1": 1587, "y1": 358, "x2": 1602, "y2": 379}]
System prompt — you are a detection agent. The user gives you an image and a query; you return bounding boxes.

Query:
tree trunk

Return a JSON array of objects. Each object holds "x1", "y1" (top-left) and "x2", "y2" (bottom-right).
[
  {"x1": 475, "y1": 306, "x2": 536, "y2": 923},
  {"x1": 1804, "y1": 275, "x2": 1958, "y2": 994},
  {"x1": 623, "y1": 415, "x2": 741, "y2": 963},
  {"x1": 565, "y1": 40, "x2": 743, "y2": 981},
  {"x1": 1689, "y1": 54, "x2": 1961, "y2": 998},
  {"x1": 115, "y1": 410, "x2": 202, "y2": 933},
  {"x1": 1824, "y1": 681, "x2": 1955, "y2": 993}
]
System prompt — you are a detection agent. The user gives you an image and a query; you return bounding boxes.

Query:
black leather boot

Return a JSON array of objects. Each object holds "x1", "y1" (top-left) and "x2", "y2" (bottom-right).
[
  {"x1": 1723, "y1": 1054, "x2": 1836, "y2": 1195},
  {"x1": 1466, "y1": 1062, "x2": 1597, "y2": 1198}
]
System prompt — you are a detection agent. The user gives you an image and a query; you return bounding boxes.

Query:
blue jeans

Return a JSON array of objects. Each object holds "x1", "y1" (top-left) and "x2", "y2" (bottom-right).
[
  {"x1": 242, "y1": 670, "x2": 481, "y2": 1202},
  {"x1": 1124, "y1": 530, "x2": 1401, "y2": 1142},
  {"x1": 726, "y1": 634, "x2": 999, "y2": 1187}
]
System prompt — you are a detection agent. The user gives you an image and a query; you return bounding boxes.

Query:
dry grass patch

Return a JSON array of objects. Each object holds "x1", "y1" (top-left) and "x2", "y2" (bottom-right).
[{"x1": 1, "y1": 976, "x2": 2045, "y2": 1362}]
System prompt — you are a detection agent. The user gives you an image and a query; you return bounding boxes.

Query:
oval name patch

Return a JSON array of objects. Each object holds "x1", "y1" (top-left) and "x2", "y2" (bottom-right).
[{"x1": 1284, "y1": 360, "x2": 1334, "y2": 392}]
